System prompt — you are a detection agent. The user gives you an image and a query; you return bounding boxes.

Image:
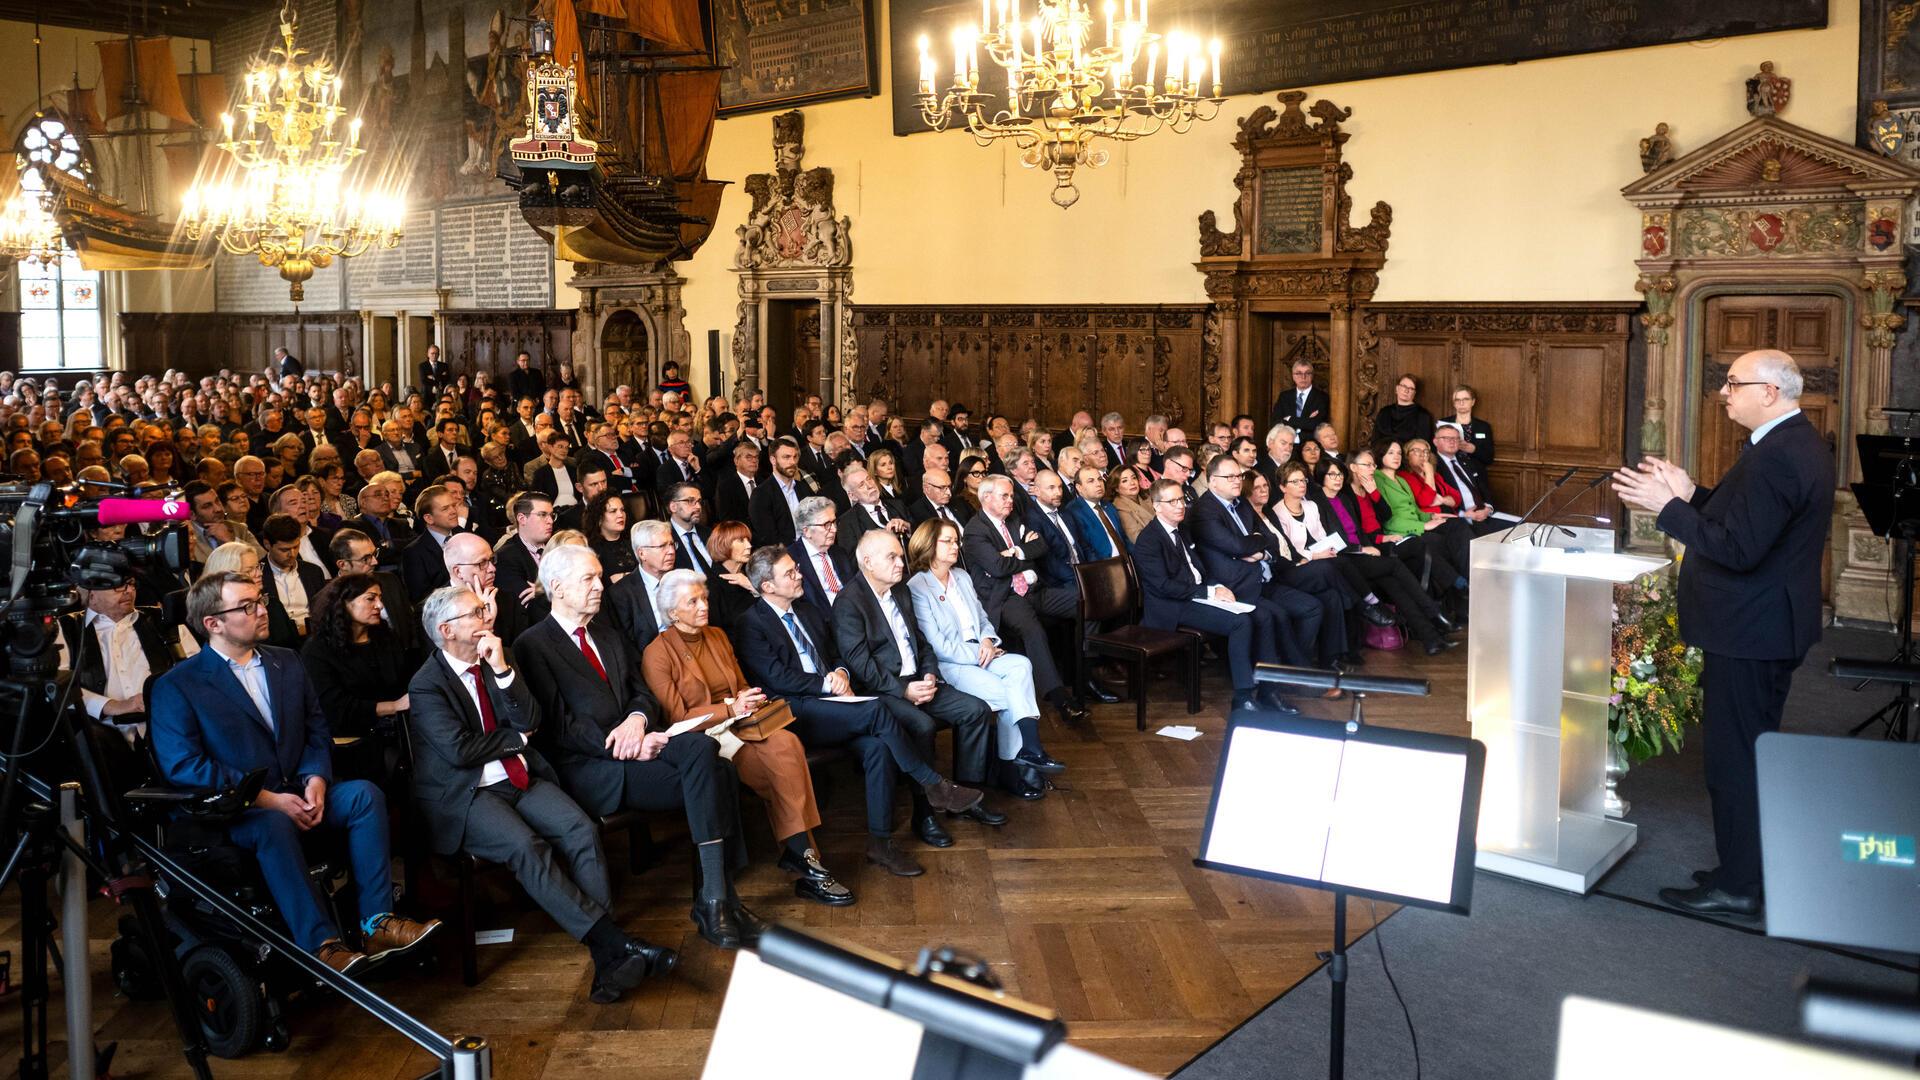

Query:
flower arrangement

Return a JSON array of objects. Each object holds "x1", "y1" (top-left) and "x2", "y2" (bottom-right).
[{"x1": 1610, "y1": 569, "x2": 1703, "y2": 763}]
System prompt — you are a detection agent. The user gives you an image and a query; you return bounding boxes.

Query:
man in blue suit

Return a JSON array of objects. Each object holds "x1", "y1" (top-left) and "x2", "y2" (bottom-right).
[
  {"x1": 1022, "y1": 470, "x2": 1085, "y2": 596},
  {"x1": 1064, "y1": 465, "x2": 1132, "y2": 560},
  {"x1": 150, "y1": 571, "x2": 441, "y2": 976},
  {"x1": 1612, "y1": 349, "x2": 1834, "y2": 919}
]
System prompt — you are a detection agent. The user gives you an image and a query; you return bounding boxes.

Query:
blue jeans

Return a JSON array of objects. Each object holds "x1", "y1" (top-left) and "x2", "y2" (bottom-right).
[{"x1": 226, "y1": 779, "x2": 392, "y2": 952}]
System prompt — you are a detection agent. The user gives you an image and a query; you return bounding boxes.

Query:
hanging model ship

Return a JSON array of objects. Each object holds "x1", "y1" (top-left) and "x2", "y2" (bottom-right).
[{"x1": 506, "y1": 0, "x2": 726, "y2": 266}]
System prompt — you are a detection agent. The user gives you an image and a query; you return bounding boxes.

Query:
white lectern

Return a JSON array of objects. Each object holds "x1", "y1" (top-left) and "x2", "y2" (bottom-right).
[{"x1": 1467, "y1": 524, "x2": 1669, "y2": 893}]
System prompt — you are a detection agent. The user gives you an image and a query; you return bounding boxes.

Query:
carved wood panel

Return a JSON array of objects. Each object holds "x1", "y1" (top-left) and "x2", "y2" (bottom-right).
[
  {"x1": 120, "y1": 312, "x2": 360, "y2": 380},
  {"x1": 440, "y1": 310, "x2": 576, "y2": 384},
  {"x1": 1356, "y1": 304, "x2": 1636, "y2": 526},
  {"x1": 851, "y1": 305, "x2": 1208, "y2": 431}
]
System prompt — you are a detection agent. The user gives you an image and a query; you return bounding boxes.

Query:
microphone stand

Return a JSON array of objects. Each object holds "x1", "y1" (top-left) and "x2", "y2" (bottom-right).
[
  {"x1": 1497, "y1": 466, "x2": 1579, "y2": 544},
  {"x1": 1529, "y1": 471, "x2": 1613, "y2": 546}
]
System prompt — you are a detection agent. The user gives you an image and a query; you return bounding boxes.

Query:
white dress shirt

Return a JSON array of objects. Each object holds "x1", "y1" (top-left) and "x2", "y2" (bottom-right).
[
  {"x1": 549, "y1": 463, "x2": 577, "y2": 508},
  {"x1": 1160, "y1": 520, "x2": 1205, "y2": 586},
  {"x1": 269, "y1": 560, "x2": 310, "y2": 627},
  {"x1": 872, "y1": 582, "x2": 917, "y2": 677},
  {"x1": 81, "y1": 610, "x2": 152, "y2": 725},
  {"x1": 442, "y1": 650, "x2": 524, "y2": 788},
  {"x1": 986, "y1": 512, "x2": 1038, "y2": 585}
]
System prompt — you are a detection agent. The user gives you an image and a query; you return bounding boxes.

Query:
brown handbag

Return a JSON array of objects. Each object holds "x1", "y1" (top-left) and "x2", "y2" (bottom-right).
[{"x1": 730, "y1": 698, "x2": 796, "y2": 742}]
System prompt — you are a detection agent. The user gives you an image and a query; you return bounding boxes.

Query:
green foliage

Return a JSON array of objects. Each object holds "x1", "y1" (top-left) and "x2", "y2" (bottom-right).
[{"x1": 1609, "y1": 569, "x2": 1703, "y2": 763}]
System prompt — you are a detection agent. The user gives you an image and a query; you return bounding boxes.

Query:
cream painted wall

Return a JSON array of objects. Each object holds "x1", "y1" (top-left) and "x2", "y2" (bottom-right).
[{"x1": 678, "y1": 1, "x2": 1858, "y2": 395}]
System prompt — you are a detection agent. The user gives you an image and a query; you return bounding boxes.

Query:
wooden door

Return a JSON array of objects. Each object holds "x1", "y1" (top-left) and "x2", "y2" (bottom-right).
[
  {"x1": 1258, "y1": 314, "x2": 1331, "y2": 424},
  {"x1": 1697, "y1": 295, "x2": 1840, "y2": 488}
]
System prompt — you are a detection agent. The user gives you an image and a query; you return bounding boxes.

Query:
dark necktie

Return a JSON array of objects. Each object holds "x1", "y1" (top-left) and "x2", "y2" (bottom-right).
[
  {"x1": 938, "y1": 505, "x2": 956, "y2": 525},
  {"x1": 682, "y1": 530, "x2": 710, "y2": 575},
  {"x1": 1446, "y1": 458, "x2": 1475, "y2": 503},
  {"x1": 466, "y1": 665, "x2": 528, "y2": 789},
  {"x1": 573, "y1": 626, "x2": 608, "y2": 682}
]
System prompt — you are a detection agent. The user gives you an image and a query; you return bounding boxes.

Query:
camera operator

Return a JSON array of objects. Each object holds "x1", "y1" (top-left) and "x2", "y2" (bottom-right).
[
  {"x1": 55, "y1": 577, "x2": 176, "y2": 782},
  {"x1": 149, "y1": 570, "x2": 443, "y2": 976}
]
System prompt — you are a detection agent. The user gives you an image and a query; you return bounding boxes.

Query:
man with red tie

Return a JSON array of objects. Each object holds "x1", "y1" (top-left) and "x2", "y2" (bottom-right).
[
  {"x1": 408, "y1": 584, "x2": 675, "y2": 1003},
  {"x1": 514, "y1": 545, "x2": 765, "y2": 951},
  {"x1": 788, "y1": 496, "x2": 857, "y2": 613}
]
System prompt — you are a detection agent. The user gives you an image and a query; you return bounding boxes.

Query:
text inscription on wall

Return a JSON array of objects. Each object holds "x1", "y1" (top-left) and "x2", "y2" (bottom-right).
[{"x1": 1257, "y1": 167, "x2": 1324, "y2": 255}]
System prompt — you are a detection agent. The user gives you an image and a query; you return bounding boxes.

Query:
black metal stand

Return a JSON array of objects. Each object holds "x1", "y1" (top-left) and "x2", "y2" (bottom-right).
[
  {"x1": 1327, "y1": 889, "x2": 1349, "y2": 1080},
  {"x1": 1851, "y1": 536, "x2": 1917, "y2": 741}
]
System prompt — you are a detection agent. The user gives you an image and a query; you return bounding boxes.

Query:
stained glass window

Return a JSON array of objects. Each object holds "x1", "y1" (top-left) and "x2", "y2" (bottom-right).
[{"x1": 18, "y1": 248, "x2": 102, "y2": 370}]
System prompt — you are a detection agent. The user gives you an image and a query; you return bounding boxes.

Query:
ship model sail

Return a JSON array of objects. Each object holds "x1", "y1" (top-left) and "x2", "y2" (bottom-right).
[{"x1": 507, "y1": 0, "x2": 726, "y2": 266}]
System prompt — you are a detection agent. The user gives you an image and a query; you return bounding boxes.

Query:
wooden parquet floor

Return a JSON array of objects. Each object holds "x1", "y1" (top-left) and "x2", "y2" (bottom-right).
[{"x1": 0, "y1": 644, "x2": 1469, "y2": 1079}]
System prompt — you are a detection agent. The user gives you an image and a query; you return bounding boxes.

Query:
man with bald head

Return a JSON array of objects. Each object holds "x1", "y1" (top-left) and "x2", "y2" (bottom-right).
[
  {"x1": 1612, "y1": 349, "x2": 1833, "y2": 920},
  {"x1": 445, "y1": 530, "x2": 530, "y2": 644},
  {"x1": 911, "y1": 466, "x2": 969, "y2": 527},
  {"x1": 831, "y1": 531, "x2": 1002, "y2": 840}
]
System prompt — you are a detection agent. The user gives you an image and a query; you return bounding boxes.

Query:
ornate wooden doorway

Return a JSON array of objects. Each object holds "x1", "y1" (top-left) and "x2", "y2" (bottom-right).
[
  {"x1": 763, "y1": 300, "x2": 822, "y2": 417},
  {"x1": 1255, "y1": 314, "x2": 1332, "y2": 419},
  {"x1": 600, "y1": 309, "x2": 651, "y2": 394},
  {"x1": 1696, "y1": 294, "x2": 1840, "y2": 488}
]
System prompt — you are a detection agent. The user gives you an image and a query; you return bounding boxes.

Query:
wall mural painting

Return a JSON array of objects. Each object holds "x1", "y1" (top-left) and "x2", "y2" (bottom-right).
[
  {"x1": 712, "y1": 0, "x2": 879, "y2": 117},
  {"x1": 350, "y1": 0, "x2": 534, "y2": 209}
]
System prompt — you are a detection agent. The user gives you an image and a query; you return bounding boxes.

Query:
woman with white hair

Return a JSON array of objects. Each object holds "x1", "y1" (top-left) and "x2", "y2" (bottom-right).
[
  {"x1": 641, "y1": 569, "x2": 854, "y2": 907},
  {"x1": 904, "y1": 518, "x2": 1064, "y2": 799}
]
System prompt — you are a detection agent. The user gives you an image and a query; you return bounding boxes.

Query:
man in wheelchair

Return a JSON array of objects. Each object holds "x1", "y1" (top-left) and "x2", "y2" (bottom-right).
[{"x1": 149, "y1": 570, "x2": 442, "y2": 976}]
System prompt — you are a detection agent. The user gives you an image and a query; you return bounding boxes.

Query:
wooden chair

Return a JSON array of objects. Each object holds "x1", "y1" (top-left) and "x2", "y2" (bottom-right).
[{"x1": 1073, "y1": 558, "x2": 1202, "y2": 731}]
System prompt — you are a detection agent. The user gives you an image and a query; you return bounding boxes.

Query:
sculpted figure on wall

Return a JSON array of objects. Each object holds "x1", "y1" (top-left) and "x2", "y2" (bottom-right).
[{"x1": 732, "y1": 110, "x2": 852, "y2": 270}]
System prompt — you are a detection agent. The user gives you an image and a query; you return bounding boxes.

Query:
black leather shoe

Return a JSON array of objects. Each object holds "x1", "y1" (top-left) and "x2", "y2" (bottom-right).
[
  {"x1": 914, "y1": 813, "x2": 955, "y2": 848},
  {"x1": 1359, "y1": 603, "x2": 1395, "y2": 627},
  {"x1": 866, "y1": 837, "x2": 926, "y2": 877},
  {"x1": 1657, "y1": 884, "x2": 1761, "y2": 918},
  {"x1": 1081, "y1": 680, "x2": 1122, "y2": 704},
  {"x1": 731, "y1": 902, "x2": 769, "y2": 948},
  {"x1": 1256, "y1": 687, "x2": 1301, "y2": 715},
  {"x1": 950, "y1": 801, "x2": 1008, "y2": 826},
  {"x1": 1431, "y1": 611, "x2": 1458, "y2": 635},
  {"x1": 691, "y1": 899, "x2": 742, "y2": 949},
  {"x1": 1008, "y1": 764, "x2": 1048, "y2": 799},
  {"x1": 1016, "y1": 749, "x2": 1066, "y2": 775},
  {"x1": 1690, "y1": 868, "x2": 1717, "y2": 886},
  {"x1": 794, "y1": 875, "x2": 857, "y2": 906},
  {"x1": 777, "y1": 846, "x2": 835, "y2": 882},
  {"x1": 590, "y1": 940, "x2": 676, "y2": 1003},
  {"x1": 1055, "y1": 699, "x2": 1089, "y2": 726},
  {"x1": 1424, "y1": 638, "x2": 1460, "y2": 656},
  {"x1": 1229, "y1": 691, "x2": 1258, "y2": 714}
]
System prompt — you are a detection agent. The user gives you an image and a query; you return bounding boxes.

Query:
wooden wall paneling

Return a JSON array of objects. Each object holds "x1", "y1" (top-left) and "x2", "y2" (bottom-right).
[
  {"x1": 440, "y1": 311, "x2": 576, "y2": 385},
  {"x1": 848, "y1": 305, "x2": 1210, "y2": 434},
  {"x1": 120, "y1": 312, "x2": 359, "y2": 380},
  {"x1": 1356, "y1": 304, "x2": 1636, "y2": 529}
]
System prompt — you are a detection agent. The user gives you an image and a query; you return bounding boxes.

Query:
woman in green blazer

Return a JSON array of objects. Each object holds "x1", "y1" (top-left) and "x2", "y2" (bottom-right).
[{"x1": 1375, "y1": 440, "x2": 1472, "y2": 609}]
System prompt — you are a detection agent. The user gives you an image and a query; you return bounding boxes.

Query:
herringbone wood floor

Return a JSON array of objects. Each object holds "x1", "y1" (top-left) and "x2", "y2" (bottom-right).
[{"x1": 0, "y1": 644, "x2": 1468, "y2": 1078}]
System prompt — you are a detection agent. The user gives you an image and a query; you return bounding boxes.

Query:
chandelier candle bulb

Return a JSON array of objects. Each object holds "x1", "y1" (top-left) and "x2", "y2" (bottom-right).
[{"x1": 1104, "y1": 0, "x2": 1114, "y2": 47}]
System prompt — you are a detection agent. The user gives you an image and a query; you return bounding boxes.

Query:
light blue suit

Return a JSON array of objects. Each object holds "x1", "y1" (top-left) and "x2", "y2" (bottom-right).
[{"x1": 908, "y1": 568, "x2": 1038, "y2": 759}]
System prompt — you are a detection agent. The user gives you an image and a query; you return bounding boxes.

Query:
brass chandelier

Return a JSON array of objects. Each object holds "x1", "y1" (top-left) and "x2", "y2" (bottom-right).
[
  {"x1": 180, "y1": 1, "x2": 403, "y2": 300},
  {"x1": 0, "y1": 168, "x2": 62, "y2": 268},
  {"x1": 916, "y1": 0, "x2": 1224, "y2": 208}
]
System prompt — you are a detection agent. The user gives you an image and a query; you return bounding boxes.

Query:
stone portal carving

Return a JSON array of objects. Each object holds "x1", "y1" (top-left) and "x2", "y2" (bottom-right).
[
  {"x1": 1623, "y1": 63, "x2": 1920, "y2": 621},
  {"x1": 730, "y1": 110, "x2": 856, "y2": 403}
]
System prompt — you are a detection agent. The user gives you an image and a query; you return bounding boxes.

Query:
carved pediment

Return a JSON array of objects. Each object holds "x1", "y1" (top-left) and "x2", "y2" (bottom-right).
[{"x1": 1624, "y1": 117, "x2": 1920, "y2": 202}]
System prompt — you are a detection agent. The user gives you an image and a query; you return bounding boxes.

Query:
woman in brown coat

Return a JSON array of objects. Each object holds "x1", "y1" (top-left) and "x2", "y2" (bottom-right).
[{"x1": 641, "y1": 569, "x2": 855, "y2": 907}]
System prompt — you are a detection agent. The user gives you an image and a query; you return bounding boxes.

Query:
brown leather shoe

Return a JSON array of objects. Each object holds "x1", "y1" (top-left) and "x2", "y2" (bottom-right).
[
  {"x1": 316, "y1": 939, "x2": 369, "y2": 977},
  {"x1": 921, "y1": 778, "x2": 984, "y2": 814},
  {"x1": 865, "y1": 837, "x2": 926, "y2": 877},
  {"x1": 363, "y1": 914, "x2": 443, "y2": 961}
]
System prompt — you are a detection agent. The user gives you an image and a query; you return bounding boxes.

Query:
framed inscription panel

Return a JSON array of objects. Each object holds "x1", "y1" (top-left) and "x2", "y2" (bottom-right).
[
  {"x1": 1257, "y1": 167, "x2": 1324, "y2": 254},
  {"x1": 890, "y1": 0, "x2": 1827, "y2": 136},
  {"x1": 715, "y1": 0, "x2": 879, "y2": 117}
]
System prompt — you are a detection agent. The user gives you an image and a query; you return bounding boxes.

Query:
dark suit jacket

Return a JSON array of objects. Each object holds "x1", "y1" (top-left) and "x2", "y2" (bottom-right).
[
  {"x1": 418, "y1": 359, "x2": 451, "y2": 399},
  {"x1": 1271, "y1": 385, "x2": 1332, "y2": 433},
  {"x1": 830, "y1": 579, "x2": 937, "y2": 696},
  {"x1": 1657, "y1": 412, "x2": 1834, "y2": 661},
  {"x1": 492, "y1": 534, "x2": 551, "y2": 626},
  {"x1": 515, "y1": 616, "x2": 664, "y2": 817},
  {"x1": 960, "y1": 511, "x2": 1049, "y2": 617},
  {"x1": 528, "y1": 462, "x2": 578, "y2": 504},
  {"x1": 507, "y1": 367, "x2": 544, "y2": 404},
  {"x1": 401, "y1": 527, "x2": 456, "y2": 601},
  {"x1": 278, "y1": 354, "x2": 304, "y2": 378},
  {"x1": 788, "y1": 538, "x2": 857, "y2": 613},
  {"x1": 837, "y1": 501, "x2": 898, "y2": 553},
  {"x1": 733, "y1": 598, "x2": 842, "y2": 699},
  {"x1": 1188, "y1": 491, "x2": 1271, "y2": 600},
  {"x1": 345, "y1": 513, "x2": 415, "y2": 570},
  {"x1": 407, "y1": 650, "x2": 560, "y2": 854},
  {"x1": 714, "y1": 470, "x2": 755, "y2": 525},
  {"x1": 670, "y1": 524, "x2": 714, "y2": 577},
  {"x1": 150, "y1": 644, "x2": 333, "y2": 796},
  {"x1": 749, "y1": 473, "x2": 818, "y2": 548},
  {"x1": 1130, "y1": 520, "x2": 1212, "y2": 631},
  {"x1": 60, "y1": 609, "x2": 176, "y2": 723},
  {"x1": 1065, "y1": 497, "x2": 1132, "y2": 560},
  {"x1": 1022, "y1": 503, "x2": 1083, "y2": 589},
  {"x1": 578, "y1": 447, "x2": 635, "y2": 494},
  {"x1": 909, "y1": 496, "x2": 972, "y2": 529},
  {"x1": 262, "y1": 561, "x2": 329, "y2": 649},
  {"x1": 654, "y1": 455, "x2": 699, "y2": 499},
  {"x1": 603, "y1": 570, "x2": 665, "y2": 657}
]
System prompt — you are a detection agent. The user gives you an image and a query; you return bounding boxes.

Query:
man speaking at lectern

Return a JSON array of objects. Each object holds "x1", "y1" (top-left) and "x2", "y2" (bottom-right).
[{"x1": 1611, "y1": 348, "x2": 1832, "y2": 919}]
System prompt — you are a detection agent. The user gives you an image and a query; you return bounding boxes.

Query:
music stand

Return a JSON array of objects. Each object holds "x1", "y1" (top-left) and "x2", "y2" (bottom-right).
[
  {"x1": 1194, "y1": 693, "x2": 1484, "y2": 1080},
  {"x1": 1846, "y1": 431, "x2": 1920, "y2": 740}
]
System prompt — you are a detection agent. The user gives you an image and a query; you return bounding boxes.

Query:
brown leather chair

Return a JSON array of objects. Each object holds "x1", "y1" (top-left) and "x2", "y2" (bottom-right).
[{"x1": 1073, "y1": 557, "x2": 1202, "y2": 731}]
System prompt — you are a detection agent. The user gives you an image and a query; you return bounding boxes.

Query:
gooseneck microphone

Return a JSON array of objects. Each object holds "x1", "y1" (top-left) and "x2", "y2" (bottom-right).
[{"x1": 1497, "y1": 466, "x2": 1579, "y2": 544}]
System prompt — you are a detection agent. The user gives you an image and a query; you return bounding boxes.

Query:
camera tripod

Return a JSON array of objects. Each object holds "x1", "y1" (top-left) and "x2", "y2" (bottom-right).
[{"x1": 1849, "y1": 536, "x2": 1918, "y2": 742}]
